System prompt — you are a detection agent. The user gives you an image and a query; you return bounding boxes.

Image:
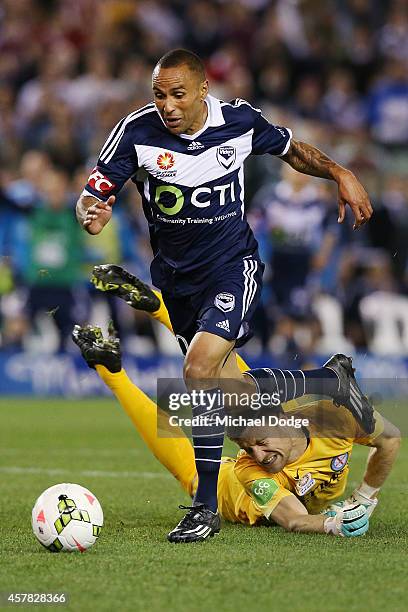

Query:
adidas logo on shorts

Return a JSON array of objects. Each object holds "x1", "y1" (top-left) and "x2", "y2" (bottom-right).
[
  {"x1": 187, "y1": 141, "x2": 204, "y2": 151},
  {"x1": 216, "y1": 320, "x2": 230, "y2": 332}
]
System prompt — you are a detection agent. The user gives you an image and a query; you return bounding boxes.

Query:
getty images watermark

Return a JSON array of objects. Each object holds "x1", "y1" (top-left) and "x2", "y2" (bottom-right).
[
  {"x1": 157, "y1": 376, "x2": 408, "y2": 439},
  {"x1": 161, "y1": 386, "x2": 309, "y2": 430},
  {"x1": 167, "y1": 388, "x2": 281, "y2": 411}
]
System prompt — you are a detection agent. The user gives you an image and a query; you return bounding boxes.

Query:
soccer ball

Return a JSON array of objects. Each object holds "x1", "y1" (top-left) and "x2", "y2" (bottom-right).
[{"x1": 32, "y1": 483, "x2": 103, "y2": 552}]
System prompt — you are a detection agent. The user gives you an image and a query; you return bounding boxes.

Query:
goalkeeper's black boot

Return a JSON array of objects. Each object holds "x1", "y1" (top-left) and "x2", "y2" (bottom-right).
[
  {"x1": 323, "y1": 354, "x2": 375, "y2": 434},
  {"x1": 91, "y1": 264, "x2": 160, "y2": 313},
  {"x1": 167, "y1": 504, "x2": 221, "y2": 543},
  {"x1": 72, "y1": 325, "x2": 122, "y2": 373}
]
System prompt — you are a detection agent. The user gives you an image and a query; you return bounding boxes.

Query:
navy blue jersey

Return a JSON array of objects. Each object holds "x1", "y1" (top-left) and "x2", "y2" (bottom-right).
[{"x1": 84, "y1": 95, "x2": 292, "y2": 295}]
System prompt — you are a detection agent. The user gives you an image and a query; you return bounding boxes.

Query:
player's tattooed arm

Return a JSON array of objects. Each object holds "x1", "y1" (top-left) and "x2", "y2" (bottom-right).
[
  {"x1": 281, "y1": 139, "x2": 342, "y2": 180},
  {"x1": 281, "y1": 139, "x2": 373, "y2": 229},
  {"x1": 76, "y1": 194, "x2": 116, "y2": 235}
]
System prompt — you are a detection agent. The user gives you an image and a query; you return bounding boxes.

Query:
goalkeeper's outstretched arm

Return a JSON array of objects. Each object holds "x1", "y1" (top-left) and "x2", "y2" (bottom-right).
[
  {"x1": 349, "y1": 416, "x2": 401, "y2": 514},
  {"x1": 268, "y1": 494, "x2": 368, "y2": 537}
]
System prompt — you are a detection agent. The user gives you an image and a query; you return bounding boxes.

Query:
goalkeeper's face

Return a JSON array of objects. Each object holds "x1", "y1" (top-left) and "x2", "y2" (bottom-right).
[
  {"x1": 152, "y1": 64, "x2": 209, "y2": 135},
  {"x1": 236, "y1": 430, "x2": 294, "y2": 473}
]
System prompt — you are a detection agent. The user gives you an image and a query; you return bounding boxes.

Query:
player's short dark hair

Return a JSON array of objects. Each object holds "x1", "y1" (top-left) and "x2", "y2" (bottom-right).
[{"x1": 155, "y1": 49, "x2": 206, "y2": 81}]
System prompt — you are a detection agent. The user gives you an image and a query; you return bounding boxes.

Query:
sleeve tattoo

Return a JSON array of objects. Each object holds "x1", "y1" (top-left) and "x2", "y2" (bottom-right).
[{"x1": 281, "y1": 139, "x2": 344, "y2": 181}]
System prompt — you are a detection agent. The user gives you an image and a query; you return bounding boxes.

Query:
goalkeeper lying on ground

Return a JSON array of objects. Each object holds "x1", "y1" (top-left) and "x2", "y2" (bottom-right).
[{"x1": 71, "y1": 269, "x2": 400, "y2": 538}]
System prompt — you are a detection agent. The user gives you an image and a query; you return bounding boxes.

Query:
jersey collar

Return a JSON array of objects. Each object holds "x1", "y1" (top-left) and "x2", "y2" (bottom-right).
[
  {"x1": 179, "y1": 94, "x2": 225, "y2": 140},
  {"x1": 155, "y1": 94, "x2": 225, "y2": 141}
]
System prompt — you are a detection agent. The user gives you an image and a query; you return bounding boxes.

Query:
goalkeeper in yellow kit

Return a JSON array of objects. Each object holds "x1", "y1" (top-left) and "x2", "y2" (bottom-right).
[{"x1": 72, "y1": 265, "x2": 400, "y2": 539}]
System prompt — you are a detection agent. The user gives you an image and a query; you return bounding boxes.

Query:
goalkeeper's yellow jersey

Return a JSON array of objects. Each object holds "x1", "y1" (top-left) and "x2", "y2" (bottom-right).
[{"x1": 216, "y1": 401, "x2": 384, "y2": 525}]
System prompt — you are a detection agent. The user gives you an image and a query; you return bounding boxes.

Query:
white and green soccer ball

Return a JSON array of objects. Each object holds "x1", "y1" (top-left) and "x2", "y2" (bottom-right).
[{"x1": 32, "y1": 483, "x2": 103, "y2": 552}]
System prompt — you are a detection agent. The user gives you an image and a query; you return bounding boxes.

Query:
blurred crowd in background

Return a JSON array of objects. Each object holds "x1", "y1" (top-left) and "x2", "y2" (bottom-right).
[{"x1": 0, "y1": 0, "x2": 407, "y2": 361}]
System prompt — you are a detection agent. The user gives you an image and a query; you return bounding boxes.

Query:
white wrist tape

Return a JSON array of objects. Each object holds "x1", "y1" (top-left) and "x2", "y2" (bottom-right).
[
  {"x1": 324, "y1": 515, "x2": 341, "y2": 536},
  {"x1": 357, "y1": 481, "x2": 380, "y2": 499}
]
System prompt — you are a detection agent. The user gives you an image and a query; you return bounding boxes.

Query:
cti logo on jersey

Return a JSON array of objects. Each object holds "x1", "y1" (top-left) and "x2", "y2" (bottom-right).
[
  {"x1": 214, "y1": 292, "x2": 235, "y2": 313},
  {"x1": 216, "y1": 146, "x2": 236, "y2": 169},
  {"x1": 87, "y1": 167, "x2": 116, "y2": 194}
]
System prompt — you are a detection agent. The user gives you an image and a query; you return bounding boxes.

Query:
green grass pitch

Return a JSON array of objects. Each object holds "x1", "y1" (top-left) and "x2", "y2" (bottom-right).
[{"x1": 0, "y1": 397, "x2": 407, "y2": 612}]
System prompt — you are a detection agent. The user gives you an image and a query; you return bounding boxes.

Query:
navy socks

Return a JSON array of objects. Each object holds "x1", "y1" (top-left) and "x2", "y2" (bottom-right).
[
  {"x1": 245, "y1": 367, "x2": 339, "y2": 402},
  {"x1": 191, "y1": 388, "x2": 224, "y2": 513}
]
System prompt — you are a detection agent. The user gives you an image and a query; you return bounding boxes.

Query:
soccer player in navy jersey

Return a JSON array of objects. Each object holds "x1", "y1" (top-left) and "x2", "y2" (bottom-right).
[{"x1": 76, "y1": 49, "x2": 374, "y2": 543}]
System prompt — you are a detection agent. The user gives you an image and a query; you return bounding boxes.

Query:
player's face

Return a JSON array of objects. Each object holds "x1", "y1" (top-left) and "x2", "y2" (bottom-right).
[
  {"x1": 237, "y1": 435, "x2": 293, "y2": 473},
  {"x1": 152, "y1": 65, "x2": 209, "y2": 135}
]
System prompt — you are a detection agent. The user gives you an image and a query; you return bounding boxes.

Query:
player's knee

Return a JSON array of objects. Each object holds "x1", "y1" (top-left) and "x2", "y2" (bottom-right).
[
  {"x1": 183, "y1": 353, "x2": 219, "y2": 380},
  {"x1": 380, "y1": 422, "x2": 401, "y2": 453}
]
